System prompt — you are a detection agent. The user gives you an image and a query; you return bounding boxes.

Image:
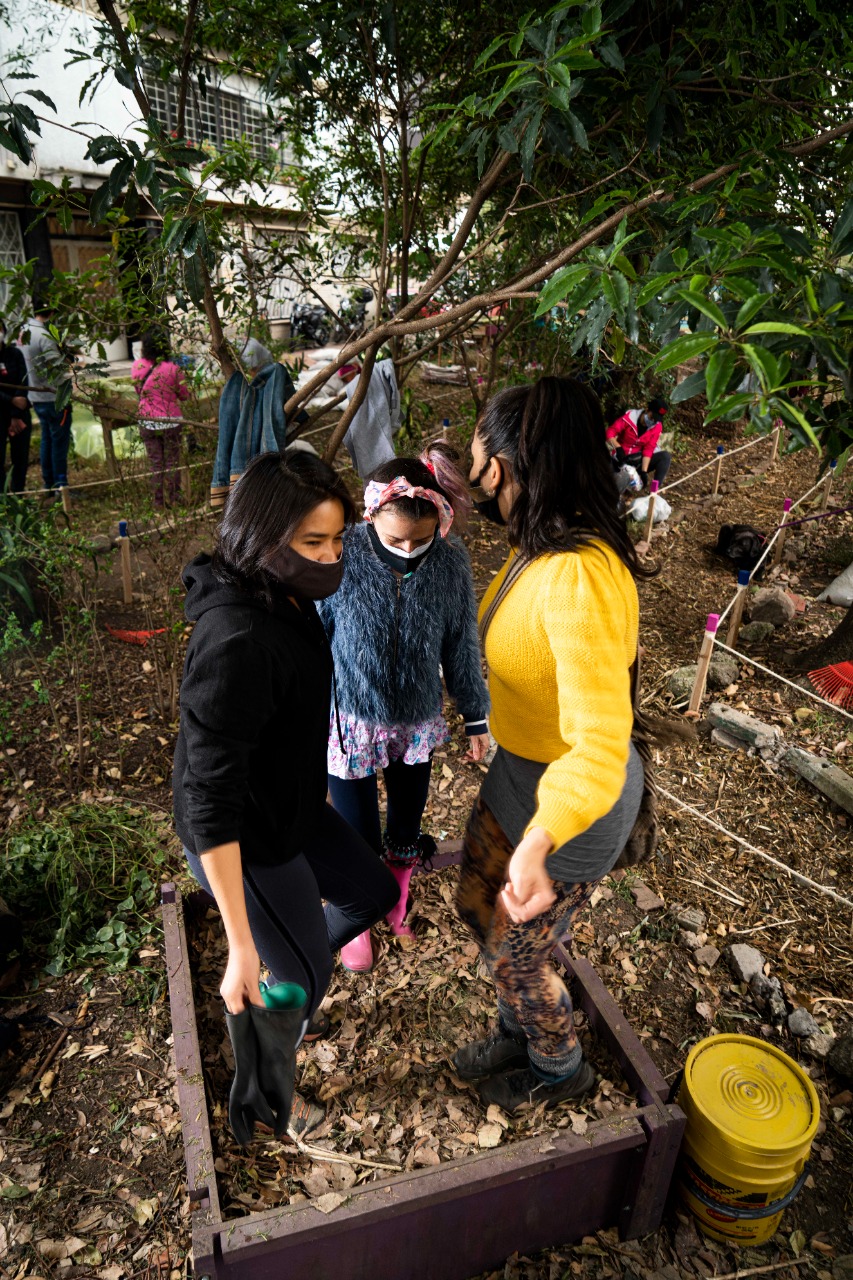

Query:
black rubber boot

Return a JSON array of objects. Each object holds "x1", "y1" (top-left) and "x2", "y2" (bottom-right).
[
  {"x1": 224, "y1": 1009, "x2": 277, "y2": 1147},
  {"x1": 249, "y1": 997, "x2": 309, "y2": 1140}
]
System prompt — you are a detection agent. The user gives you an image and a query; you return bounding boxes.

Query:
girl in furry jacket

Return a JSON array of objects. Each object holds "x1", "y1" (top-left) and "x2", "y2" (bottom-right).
[{"x1": 317, "y1": 448, "x2": 490, "y2": 973}]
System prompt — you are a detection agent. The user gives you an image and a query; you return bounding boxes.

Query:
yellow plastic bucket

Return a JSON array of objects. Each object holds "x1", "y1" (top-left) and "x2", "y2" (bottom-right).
[{"x1": 677, "y1": 1034, "x2": 820, "y2": 1244}]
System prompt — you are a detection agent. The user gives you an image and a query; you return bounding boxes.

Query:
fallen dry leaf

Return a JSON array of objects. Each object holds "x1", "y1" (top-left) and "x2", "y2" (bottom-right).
[
  {"x1": 477, "y1": 1123, "x2": 502, "y2": 1149},
  {"x1": 313, "y1": 1191, "x2": 348, "y2": 1214}
]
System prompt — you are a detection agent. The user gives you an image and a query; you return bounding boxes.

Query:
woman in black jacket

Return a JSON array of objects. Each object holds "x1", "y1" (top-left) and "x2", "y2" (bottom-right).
[
  {"x1": 0, "y1": 321, "x2": 32, "y2": 494},
  {"x1": 173, "y1": 450, "x2": 399, "y2": 1135}
]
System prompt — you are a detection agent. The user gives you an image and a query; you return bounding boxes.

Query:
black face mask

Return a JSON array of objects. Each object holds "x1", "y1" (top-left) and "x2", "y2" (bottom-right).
[
  {"x1": 265, "y1": 544, "x2": 343, "y2": 599},
  {"x1": 366, "y1": 522, "x2": 436, "y2": 575},
  {"x1": 470, "y1": 458, "x2": 506, "y2": 527}
]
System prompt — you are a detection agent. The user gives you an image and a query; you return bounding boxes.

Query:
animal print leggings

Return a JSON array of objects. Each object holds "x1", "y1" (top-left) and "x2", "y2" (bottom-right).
[{"x1": 456, "y1": 797, "x2": 598, "y2": 1079}]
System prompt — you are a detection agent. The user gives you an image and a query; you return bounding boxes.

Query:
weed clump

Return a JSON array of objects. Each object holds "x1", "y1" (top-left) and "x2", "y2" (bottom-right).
[{"x1": 0, "y1": 802, "x2": 179, "y2": 975}]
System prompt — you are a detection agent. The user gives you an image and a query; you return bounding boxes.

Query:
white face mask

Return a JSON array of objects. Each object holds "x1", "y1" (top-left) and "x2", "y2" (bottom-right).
[{"x1": 376, "y1": 532, "x2": 435, "y2": 560}]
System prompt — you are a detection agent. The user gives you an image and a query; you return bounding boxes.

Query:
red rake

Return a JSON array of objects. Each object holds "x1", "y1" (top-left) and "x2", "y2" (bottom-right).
[
  {"x1": 106, "y1": 624, "x2": 166, "y2": 647},
  {"x1": 808, "y1": 662, "x2": 853, "y2": 709}
]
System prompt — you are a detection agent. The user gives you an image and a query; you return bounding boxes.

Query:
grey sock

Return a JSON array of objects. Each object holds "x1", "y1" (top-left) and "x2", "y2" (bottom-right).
[{"x1": 527, "y1": 1039, "x2": 583, "y2": 1080}]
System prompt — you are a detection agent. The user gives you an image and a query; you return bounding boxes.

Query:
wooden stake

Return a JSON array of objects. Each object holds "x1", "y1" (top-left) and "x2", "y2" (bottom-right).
[
  {"x1": 712, "y1": 445, "x2": 724, "y2": 495},
  {"x1": 769, "y1": 420, "x2": 782, "y2": 464},
  {"x1": 820, "y1": 458, "x2": 837, "y2": 512},
  {"x1": 725, "y1": 570, "x2": 752, "y2": 648},
  {"x1": 643, "y1": 479, "x2": 659, "y2": 542},
  {"x1": 687, "y1": 613, "x2": 719, "y2": 717},
  {"x1": 59, "y1": 485, "x2": 72, "y2": 521},
  {"x1": 117, "y1": 519, "x2": 133, "y2": 605},
  {"x1": 181, "y1": 465, "x2": 191, "y2": 501},
  {"x1": 771, "y1": 497, "x2": 793, "y2": 568}
]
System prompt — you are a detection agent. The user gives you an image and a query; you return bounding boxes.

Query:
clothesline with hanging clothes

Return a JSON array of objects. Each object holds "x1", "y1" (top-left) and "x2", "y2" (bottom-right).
[{"x1": 657, "y1": 784, "x2": 853, "y2": 910}]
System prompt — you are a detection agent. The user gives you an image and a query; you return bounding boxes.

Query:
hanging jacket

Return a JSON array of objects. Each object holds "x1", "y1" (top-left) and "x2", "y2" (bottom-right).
[
  {"x1": 317, "y1": 523, "x2": 489, "y2": 729},
  {"x1": 173, "y1": 554, "x2": 333, "y2": 865},
  {"x1": 342, "y1": 359, "x2": 400, "y2": 478},
  {"x1": 211, "y1": 362, "x2": 307, "y2": 507}
]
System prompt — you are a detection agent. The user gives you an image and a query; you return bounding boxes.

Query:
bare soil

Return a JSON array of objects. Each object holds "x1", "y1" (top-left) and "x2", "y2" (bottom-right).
[{"x1": 2, "y1": 386, "x2": 853, "y2": 1278}]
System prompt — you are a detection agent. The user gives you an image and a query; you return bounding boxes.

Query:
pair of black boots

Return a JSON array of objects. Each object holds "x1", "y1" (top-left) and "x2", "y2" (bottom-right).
[{"x1": 225, "y1": 992, "x2": 307, "y2": 1147}]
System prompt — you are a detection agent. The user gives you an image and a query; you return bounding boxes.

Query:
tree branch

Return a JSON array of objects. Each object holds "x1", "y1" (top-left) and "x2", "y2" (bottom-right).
[
  {"x1": 322, "y1": 344, "x2": 379, "y2": 463},
  {"x1": 175, "y1": 0, "x2": 201, "y2": 140},
  {"x1": 94, "y1": 0, "x2": 150, "y2": 119},
  {"x1": 284, "y1": 114, "x2": 853, "y2": 428}
]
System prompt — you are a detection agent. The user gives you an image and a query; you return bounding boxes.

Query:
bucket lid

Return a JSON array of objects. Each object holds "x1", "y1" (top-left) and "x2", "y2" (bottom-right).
[{"x1": 683, "y1": 1035, "x2": 820, "y2": 1154}]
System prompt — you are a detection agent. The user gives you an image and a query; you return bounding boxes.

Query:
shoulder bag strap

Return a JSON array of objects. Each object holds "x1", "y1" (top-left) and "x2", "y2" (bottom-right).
[{"x1": 478, "y1": 553, "x2": 530, "y2": 647}]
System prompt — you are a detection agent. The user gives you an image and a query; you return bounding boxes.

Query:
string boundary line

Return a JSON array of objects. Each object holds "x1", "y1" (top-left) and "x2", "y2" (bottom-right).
[
  {"x1": 657, "y1": 784, "x2": 853, "y2": 909},
  {"x1": 712, "y1": 639, "x2": 853, "y2": 723}
]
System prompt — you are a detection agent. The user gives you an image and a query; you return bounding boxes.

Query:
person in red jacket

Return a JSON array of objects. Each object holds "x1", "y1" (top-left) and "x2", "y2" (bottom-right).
[{"x1": 606, "y1": 397, "x2": 670, "y2": 487}]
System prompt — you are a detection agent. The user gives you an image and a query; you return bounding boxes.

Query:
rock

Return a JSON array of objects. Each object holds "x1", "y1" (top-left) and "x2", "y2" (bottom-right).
[
  {"x1": 739, "y1": 620, "x2": 775, "y2": 644},
  {"x1": 630, "y1": 881, "x2": 666, "y2": 912},
  {"x1": 725, "y1": 942, "x2": 766, "y2": 983},
  {"x1": 89, "y1": 534, "x2": 113, "y2": 556},
  {"x1": 804, "y1": 1032, "x2": 835, "y2": 1061},
  {"x1": 707, "y1": 704, "x2": 782, "y2": 751},
  {"x1": 783, "y1": 746, "x2": 853, "y2": 817},
  {"x1": 679, "y1": 930, "x2": 702, "y2": 950},
  {"x1": 750, "y1": 586, "x2": 796, "y2": 625},
  {"x1": 828, "y1": 1033, "x2": 853, "y2": 1082},
  {"x1": 712, "y1": 727, "x2": 747, "y2": 751},
  {"x1": 707, "y1": 654, "x2": 739, "y2": 690},
  {"x1": 668, "y1": 665, "x2": 699, "y2": 701},
  {"x1": 788, "y1": 1008, "x2": 820, "y2": 1038},
  {"x1": 673, "y1": 904, "x2": 707, "y2": 933},
  {"x1": 832, "y1": 1255, "x2": 853, "y2": 1280},
  {"x1": 750, "y1": 973, "x2": 787, "y2": 1024},
  {"x1": 694, "y1": 945, "x2": 721, "y2": 968}
]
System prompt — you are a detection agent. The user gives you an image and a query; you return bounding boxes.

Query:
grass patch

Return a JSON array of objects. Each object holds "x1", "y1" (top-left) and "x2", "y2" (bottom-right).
[{"x1": 0, "y1": 802, "x2": 180, "y2": 975}]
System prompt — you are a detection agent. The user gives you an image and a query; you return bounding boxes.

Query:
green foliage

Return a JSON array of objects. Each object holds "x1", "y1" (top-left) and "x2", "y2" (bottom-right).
[
  {"x1": 0, "y1": 803, "x2": 177, "y2": 975},
  {"x1": 0, "y1": 491, "x2": 47, "y2": 615}
]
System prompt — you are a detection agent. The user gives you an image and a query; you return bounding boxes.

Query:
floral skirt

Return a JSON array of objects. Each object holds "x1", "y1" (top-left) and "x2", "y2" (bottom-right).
[{"x1": 327, "y1": 710, "x2": 450, "y2": 780}]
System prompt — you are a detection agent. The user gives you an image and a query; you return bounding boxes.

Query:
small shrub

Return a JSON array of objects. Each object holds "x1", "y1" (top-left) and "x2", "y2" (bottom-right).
[{"x1": 0, "y1": 802, "x2": 180, "y2": 975}]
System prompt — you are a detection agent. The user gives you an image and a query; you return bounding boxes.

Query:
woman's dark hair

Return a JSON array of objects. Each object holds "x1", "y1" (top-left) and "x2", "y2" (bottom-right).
[
  {"x1": 213, "y1": 450, "x2": 356, "y2": 602},
  {"x1": 367, "y1": 454, "x2": 453, "y2": 524},
  {"x1": 476, "y1": 376, "x2": 652, "y2": 578},
  {"x1": 141, "y1": 330, "x2": 169, "y2": 363}
]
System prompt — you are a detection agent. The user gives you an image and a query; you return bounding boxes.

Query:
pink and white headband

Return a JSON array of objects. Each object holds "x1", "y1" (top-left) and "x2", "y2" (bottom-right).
[{"x1": 363, "y1": 477, "x2": 454, "y2": 538}]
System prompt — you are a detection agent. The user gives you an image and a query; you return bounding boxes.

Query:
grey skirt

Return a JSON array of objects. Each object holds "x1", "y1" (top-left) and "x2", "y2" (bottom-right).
[{"x1": 479, "y1": 741, "x2": 644, "y2": 884}]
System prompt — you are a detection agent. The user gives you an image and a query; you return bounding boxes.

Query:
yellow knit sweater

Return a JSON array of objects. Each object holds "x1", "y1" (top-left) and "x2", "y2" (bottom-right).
[{"x1": 479, "y1": 541, "x2": 639, "y2": 849}]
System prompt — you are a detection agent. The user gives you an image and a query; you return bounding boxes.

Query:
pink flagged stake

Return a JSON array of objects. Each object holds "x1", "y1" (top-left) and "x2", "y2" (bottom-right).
[
  {"x1": 643, "y1": 478, "x2": 661, "y2": 542},
  {"x1": 687, "y1": 613, "x2": 721, "y2": 717}
]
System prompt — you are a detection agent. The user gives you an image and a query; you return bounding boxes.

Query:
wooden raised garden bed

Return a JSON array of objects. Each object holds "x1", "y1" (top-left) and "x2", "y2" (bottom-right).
[{"x1": 162, "y1": 847, "x2": 685, "y2": 1280}]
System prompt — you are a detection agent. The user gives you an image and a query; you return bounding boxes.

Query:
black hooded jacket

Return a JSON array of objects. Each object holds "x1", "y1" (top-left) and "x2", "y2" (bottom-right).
[{"x1": 173, "y1": 554, "x2": 333, "y2": 864}]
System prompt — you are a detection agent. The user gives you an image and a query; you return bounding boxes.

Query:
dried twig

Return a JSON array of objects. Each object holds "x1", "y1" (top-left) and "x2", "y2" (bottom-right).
[
  {"x1": 286, "y1": 1138, "x2": 401, "y2": 1173},
  {"x1": 707, "y1": 1256, "x2": 812, "y2": 1280}
]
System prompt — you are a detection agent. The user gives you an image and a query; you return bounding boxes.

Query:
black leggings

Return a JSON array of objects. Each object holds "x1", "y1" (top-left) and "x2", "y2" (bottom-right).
[
  {"x1": 184, "y1": 804, "x2": 399, "y2": 1016},
  {"x1": 327, "y1": 758, "x2": 433, "y2": 854}
]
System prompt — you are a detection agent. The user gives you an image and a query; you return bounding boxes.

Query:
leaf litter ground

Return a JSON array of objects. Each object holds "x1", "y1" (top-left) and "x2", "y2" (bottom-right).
[{"x1": 2, "y1": 400, "x2": 853, "y2": 1278}]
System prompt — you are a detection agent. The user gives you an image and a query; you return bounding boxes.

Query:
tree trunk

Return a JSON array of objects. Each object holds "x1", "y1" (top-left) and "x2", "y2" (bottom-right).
[{"x1": 795, "y1": 599, "x2": 853, "y2": 669}]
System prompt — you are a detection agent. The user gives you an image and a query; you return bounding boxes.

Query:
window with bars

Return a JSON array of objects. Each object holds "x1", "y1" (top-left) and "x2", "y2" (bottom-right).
[
  {"x1": 0, "y1": 212, "x2": 25, "y2": 315},
  {"x1": 143, "y1": 73, "x2": 277, "y2": 161}
]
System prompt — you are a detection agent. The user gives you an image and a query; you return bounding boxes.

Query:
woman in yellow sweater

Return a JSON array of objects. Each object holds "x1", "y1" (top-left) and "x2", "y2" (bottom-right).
[{"x1": 454, "y1": 375, "x2": 647, "y2": 1113}]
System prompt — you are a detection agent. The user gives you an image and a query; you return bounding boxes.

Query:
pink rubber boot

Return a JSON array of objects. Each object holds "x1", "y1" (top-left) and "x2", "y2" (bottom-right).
[
  {"x1": 385, "y1": 863, "x2": 415, "y2": 938},
  {"x1": 340, "y1": 930, "x2": 373, "y2": 972}
]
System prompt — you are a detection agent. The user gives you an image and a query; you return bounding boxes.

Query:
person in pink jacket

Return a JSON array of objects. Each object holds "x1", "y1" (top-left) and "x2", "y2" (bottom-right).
[
  {"x1": 131, "y1": 332, "x2": 190, "y2": 507},
  {"x1": 605, "y1": 396, "x2": 670, "y2": 487}
]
